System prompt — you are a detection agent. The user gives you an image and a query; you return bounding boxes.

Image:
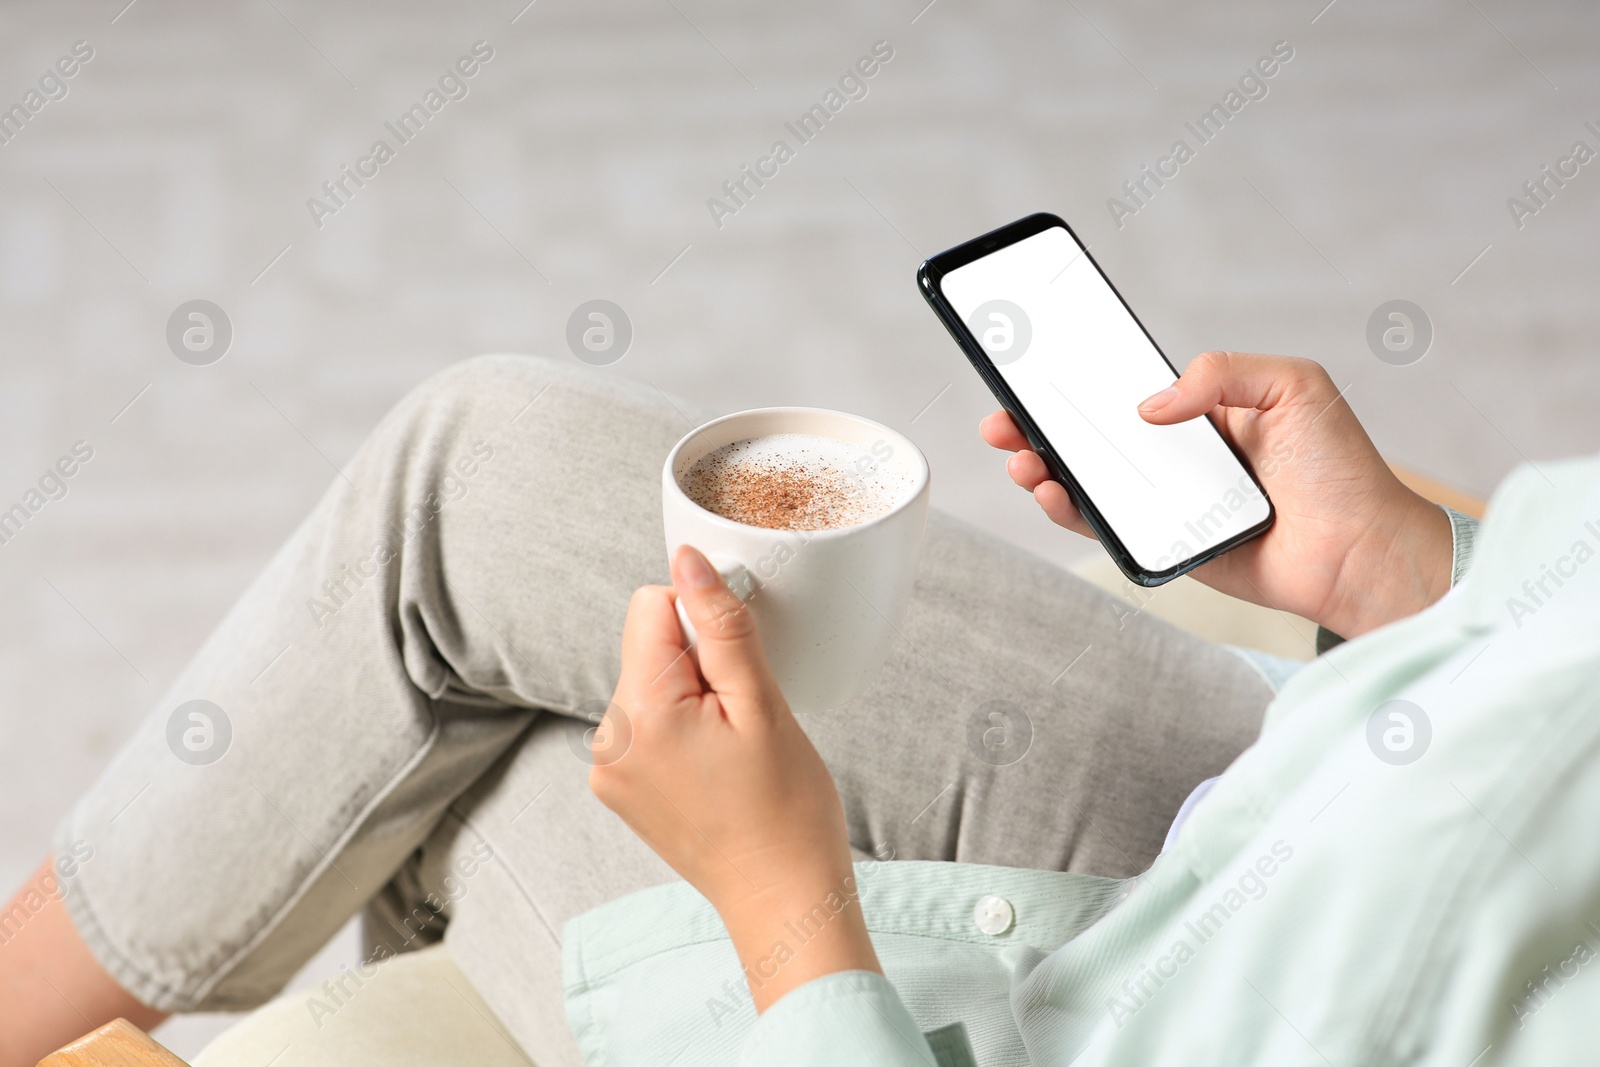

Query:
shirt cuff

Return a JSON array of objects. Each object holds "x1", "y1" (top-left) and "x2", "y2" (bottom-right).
[
  {"x1": 739, "y1": 970, "x2": 936, "y2": 1067},
  {"x1": 1442, "y1": 505, "x2": 1480, "y2": 587},
  {"x1": 1316, "y1": 504, "x2": 1482, "y2": 654}
]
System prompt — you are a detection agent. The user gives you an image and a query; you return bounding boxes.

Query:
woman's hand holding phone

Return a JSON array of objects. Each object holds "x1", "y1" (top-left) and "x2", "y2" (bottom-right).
[{"x1": 982, "y1": 351, "x2": 1453, "y2": 639}]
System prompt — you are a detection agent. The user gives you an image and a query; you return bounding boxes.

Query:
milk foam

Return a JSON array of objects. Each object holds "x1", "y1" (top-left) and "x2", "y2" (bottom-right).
[{"x1": 682, "y1": 433, "x2": 914, "y2": 531}]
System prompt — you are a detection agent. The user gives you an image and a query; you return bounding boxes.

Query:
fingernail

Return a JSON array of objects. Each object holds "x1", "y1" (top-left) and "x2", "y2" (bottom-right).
[
  {"x1": 675, "y1": 546, "x2": 718, "y2": 589},
  {"x1": 1138, "y1": 386, "x2": 1179, "y2": 413}
]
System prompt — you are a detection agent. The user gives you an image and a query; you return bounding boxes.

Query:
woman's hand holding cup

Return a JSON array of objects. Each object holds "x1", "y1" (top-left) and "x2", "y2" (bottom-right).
[{"x1": 591, "y1": 545, "x2": 880, "y2": 1013}]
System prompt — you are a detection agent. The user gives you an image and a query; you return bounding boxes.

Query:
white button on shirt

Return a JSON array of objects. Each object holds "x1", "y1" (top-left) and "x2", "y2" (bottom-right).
[{"x1": 972, "y1": 894, "x2": 1014, "y2": 936}]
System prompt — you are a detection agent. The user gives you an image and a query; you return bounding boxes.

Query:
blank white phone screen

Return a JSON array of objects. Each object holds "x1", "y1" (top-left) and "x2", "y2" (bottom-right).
[{"x1": 940, "y1": 226, "x2": 1268, "y2": 573}]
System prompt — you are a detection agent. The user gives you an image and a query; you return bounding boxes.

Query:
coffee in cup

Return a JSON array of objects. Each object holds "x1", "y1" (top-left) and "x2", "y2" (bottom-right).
[
  {"x1": 662, "y1": 409, "x2": 930, "y2": 712},
  {"x1": 680, "y1": 433, "x2": 916, "y2": 532}
]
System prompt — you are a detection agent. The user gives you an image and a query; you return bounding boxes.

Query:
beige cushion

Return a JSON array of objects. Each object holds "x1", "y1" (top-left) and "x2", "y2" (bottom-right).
[{"x1": 194, "y1": 944, "x2": 534, "y2": 1067}]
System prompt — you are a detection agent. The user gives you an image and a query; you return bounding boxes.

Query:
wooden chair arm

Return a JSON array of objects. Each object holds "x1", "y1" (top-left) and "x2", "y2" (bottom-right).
[
  {"x1": 1389, "y1": 463, "x2": 1485, "y2": 520},
  {"x1": 36, "y1": 1019, "x2": 189, "y2": 1067}
]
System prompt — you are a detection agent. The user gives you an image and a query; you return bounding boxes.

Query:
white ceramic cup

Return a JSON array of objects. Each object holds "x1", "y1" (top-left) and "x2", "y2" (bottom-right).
[{"x1": 662, "y1": 407, "x2": 931, "y2": 713}]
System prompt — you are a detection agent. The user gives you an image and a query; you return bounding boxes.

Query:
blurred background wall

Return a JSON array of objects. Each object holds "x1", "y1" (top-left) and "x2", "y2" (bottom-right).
[{"x1": 1, "y1": 0, "x2": 1595, "y2": 1053}]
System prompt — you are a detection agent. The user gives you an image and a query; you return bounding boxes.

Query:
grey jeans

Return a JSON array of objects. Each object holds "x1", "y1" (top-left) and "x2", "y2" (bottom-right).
[{"x1": 57, "y1": 355, "x2": 1274, "y2": 1066}]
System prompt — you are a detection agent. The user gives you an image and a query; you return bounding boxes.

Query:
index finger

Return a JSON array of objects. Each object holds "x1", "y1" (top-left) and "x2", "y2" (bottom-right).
[
  {"x1": 617, "y1": 585, "x2": 703, "y2": 706},
  {"x1": 979, "y1": 410, "x2": 1029, "y2": 452}
]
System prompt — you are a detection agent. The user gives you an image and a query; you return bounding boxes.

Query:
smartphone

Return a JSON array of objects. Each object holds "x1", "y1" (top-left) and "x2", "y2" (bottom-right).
[{"x1": 917, "y1": 212, "x2": 1272, "y2": 587}]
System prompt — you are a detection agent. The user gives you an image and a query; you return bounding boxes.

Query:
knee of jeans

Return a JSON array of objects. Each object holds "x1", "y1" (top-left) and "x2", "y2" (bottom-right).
[
  {"x1": 425, "y1": 353, "x2": 567, "y2": 399},
  {"x1": 421, "y1": 352, "x2": 661, "y2": 413},
  {"x1": 395, "y1": 354, "x2": 580, "y2": 430},
  {"x1": 392, "y1": 352, "x2": 704, "y2": 455}
]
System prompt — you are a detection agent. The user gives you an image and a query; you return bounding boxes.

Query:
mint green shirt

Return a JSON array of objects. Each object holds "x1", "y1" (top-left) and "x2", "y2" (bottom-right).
[{"x1": 565, "y1": 460, "x2": 1598, "y2": 1065}]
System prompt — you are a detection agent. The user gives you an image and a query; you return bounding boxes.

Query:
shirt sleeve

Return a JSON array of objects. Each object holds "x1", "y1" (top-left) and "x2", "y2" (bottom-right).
[
  {"x1": 1316, "y1": 504, "x2": 1481, "y2": 654},
  {"x1": 738, "y1": 970, "x2": 937, "y2": 1067}
]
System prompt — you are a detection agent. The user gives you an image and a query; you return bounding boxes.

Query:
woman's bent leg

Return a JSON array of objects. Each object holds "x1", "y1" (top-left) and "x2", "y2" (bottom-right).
[
  {"x1": 55, "y1": 355, "x2": 703, "y2": 1018},
  {"x1": 810, "y1": 514, "x2": 1274, "y2": 875}
]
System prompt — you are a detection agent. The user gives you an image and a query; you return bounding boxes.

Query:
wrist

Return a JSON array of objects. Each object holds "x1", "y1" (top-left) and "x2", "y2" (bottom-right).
[
  {"x1": 1322, "y1": 491, "x2": 1452, "y2": 638},
  {"x1": 717, "y1": 871, "x2": 881, "y2": 1013}
]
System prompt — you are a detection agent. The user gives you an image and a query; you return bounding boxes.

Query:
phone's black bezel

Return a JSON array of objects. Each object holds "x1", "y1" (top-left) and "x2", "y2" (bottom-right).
[{"x1": 917, "y1": 211, "x2": 1274, "y2": 588}]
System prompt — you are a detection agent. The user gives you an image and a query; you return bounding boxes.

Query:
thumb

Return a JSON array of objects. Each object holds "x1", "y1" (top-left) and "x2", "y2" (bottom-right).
[
  {"x1": 670, "y1": 544, "x2": 779, "y2": 709},
  {"x1": 1136, "y1": 351, "x2": 1332, "y2": 425}
]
